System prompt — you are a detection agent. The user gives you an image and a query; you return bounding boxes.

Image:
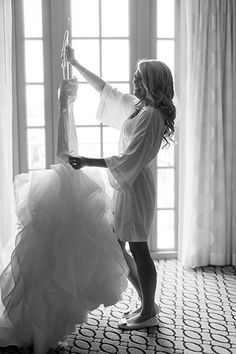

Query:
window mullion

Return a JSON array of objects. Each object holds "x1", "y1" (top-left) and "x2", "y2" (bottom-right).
[
  {"x1": 150, "y1": 0, "x2": 157, "y2": 58},
  {"x1": 42, "y1": 0, "x2": 54, "y2": 167},
  {"x1": 12, "y1": 2, "x2": 20, "y2": 177},
  {"x1": 129, "y1": 0, "x2": 138, "y2": 86},
  {"x1": 50, "y1": 0, "x2": 71, "y2": 163},
  {"x1": 14, "y1": 0, "x2": 28, "y2": 173},
  {"x1": 174, "y1": 146, "x2": 179, "y2": 252},
  {"x1": 150, "y1": 0, "x2": 158, "y2": 253},
  {"x1": 137, "y1": 0, "x2": 152, "y2": 59}
]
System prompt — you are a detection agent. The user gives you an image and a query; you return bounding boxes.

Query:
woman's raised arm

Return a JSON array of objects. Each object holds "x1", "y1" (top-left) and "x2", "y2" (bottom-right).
[{"x1": 65, "y1": 45, "x2": 106, "y2": 93}]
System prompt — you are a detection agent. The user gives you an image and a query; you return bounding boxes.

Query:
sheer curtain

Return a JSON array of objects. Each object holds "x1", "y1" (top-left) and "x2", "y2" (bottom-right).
[
  {"x1": 0, "y1": 0, "x2": 15, "y2": 272},
  {"x1": 177, "y1": 0, "x2": 236, "y2": 267}
]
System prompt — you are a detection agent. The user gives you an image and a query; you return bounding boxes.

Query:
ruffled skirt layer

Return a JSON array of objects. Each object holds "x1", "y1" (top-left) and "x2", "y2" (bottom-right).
[{"x1": 0, "y1": 164, "x2": 127, "y2": 354}]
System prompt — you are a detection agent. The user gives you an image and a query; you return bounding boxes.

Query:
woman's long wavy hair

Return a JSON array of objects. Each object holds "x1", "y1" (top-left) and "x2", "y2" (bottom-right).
[{"x1": 131, "y1": 59, "x2": 176, "y2": 147}]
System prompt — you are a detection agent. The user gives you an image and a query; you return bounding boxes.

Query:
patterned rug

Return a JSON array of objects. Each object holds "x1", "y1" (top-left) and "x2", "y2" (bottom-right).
[{"x1": 1, "y1": 260, "x2": 236, "y2": 354}]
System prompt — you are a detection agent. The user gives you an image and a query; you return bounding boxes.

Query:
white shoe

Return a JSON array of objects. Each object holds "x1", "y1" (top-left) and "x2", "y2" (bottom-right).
[{"x1": 118, "y1": 315, "x2": 158, "y2": 330}]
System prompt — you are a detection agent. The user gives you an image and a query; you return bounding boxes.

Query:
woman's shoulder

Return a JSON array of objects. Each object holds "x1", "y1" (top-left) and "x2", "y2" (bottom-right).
[{"x1": 134, "y1": 106, "x2": 165, "y2": 135}]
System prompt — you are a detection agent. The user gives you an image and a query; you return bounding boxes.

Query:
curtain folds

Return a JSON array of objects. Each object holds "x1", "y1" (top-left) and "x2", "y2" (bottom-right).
[
  {"x1": 177, "y1": 0, "x2": 236, "y2": 267},
  {"x1": 0, "y1": 0, "x2": 15, "y2": 272}
]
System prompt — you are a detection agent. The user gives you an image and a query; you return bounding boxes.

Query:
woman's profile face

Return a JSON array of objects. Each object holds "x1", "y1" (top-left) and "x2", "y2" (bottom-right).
[{"x1": 133, "y1": 70, "x2": 146, "y2": 100}]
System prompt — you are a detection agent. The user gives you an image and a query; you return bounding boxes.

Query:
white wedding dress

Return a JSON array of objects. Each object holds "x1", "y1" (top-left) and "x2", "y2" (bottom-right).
[{"x1": 0, "y1": 79, "x2": 128, "y2": 354}]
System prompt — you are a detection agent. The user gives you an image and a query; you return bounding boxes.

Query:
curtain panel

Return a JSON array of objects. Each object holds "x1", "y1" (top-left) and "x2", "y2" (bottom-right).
[{"x1": 177, "y1": 0, "x2": 236, "y2": 267}]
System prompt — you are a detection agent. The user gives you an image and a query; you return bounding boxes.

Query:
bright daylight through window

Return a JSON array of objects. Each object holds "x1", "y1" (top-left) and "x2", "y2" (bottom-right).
[{"x1": 16, "y1": 0, "x2": 176, "y2": 255}]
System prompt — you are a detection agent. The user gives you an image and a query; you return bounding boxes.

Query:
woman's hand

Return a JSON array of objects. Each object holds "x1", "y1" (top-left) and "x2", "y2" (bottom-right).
[
  {"x1": 69, "y1": 156, "x2": 107, "y2": 169},
  {"x1": 65, "y1": 45, "x2": 76, "y2": 66},
  {"x1": 68, "y1": 156, "x2": 88, "y2": 169},
  {"x1": 65, "y1": 46, "x2": 106, "y2": 93}
]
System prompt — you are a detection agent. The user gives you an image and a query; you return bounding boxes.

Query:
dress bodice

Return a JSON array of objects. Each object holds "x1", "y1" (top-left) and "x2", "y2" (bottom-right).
[
  {"x1": 58, "y1": 78, "x2": 78, "y2": 110},
  {"x1": 57, "y1": 78, "x2": 79, "y2": 162}
]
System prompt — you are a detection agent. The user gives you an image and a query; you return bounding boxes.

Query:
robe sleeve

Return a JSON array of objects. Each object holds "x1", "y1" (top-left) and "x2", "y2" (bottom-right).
[
  {"x1": 105, "y1": 107, "x2": 165, "y2": 191},
  {"x1": 96, "y1": 83, "x2": 138, "y2": 130}
]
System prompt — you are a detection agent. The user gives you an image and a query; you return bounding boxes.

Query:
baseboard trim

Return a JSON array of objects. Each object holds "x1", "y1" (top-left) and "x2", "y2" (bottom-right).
[{"x1": 151, "y1": 251, "x2": 177, "y2": 260}]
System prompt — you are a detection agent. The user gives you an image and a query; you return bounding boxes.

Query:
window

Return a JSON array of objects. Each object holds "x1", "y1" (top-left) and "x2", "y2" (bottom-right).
[
  {"x1": 14, "y1": 0, "x2": 177, "y2": 257},
  {"x1": 71, "y1": 0, "x2": 129, "y2": 160}
]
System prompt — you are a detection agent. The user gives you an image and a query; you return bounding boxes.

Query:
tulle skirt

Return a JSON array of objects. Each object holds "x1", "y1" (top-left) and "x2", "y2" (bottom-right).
[{"x1": 0, "y1": 164, "x2": 128, "y2": 354}]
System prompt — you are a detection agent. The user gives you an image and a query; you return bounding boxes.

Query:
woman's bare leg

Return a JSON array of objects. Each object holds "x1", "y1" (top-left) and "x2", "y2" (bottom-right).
[
  {"x1": 128, "y1": 242, "x2": 157, "y2": 322},
  {"x1": 118, "y1": 240, "x2": 142, "y2": 301}
]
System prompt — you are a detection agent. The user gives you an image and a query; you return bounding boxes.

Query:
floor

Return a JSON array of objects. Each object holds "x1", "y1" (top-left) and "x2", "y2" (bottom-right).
[{"x1": 1, "y1": 259, "x2": 236, "y2": 354}]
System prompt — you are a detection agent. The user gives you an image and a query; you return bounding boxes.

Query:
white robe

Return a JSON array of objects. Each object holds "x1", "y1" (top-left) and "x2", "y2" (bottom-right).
[{"x1": 97, "y1": 84, "x2": 166, "y2": 241}]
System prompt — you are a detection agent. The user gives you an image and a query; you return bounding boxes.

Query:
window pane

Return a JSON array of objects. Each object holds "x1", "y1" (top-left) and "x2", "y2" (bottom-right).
[
  {"x1": 157, "y1": 144, "x2": 174, "y2": 167},
  {"x1": 157, "y1": 210, "x2": 174, "y2": 249},
  {"x1": 103, "y1": 127, "x2": 120, "y2": 157},
  {"x1": 76, "y1": 127, "x2": 101, "y2": 157},
  {"x1": 27, "y1": 128, "x2": 45, "y2": 169},
  {"x1": 26, "y1": 85, "x2": 45, "y2": 126},
  {"x1": 74, "y1": 84, "x2": 100, "y2": 125},
  {"x1": 157, "y1": 40, "x2": 174, "y2": 76},
  {"x1": 72, "y1": 39, "x2": 100, "y2": 81},
  {"x1": 157, "y1": 0, "x2": 174, "y2": 38},
  {"x1": 25, "y1": 40, "x2": 44, "y2": 83},
  {"x1": 23, "y1": 0, "x2": 42, "y2": 38},
  {"x1": 157, "y1": 168, "x2": 174, "y2": 208},
  {"x1": 71, "y1": 0, "x2": 99, "y2": 37},
  {"x1": 102, "y1": 40, "x2": 129, "y2": 81},
  {"x1": 101, "y1": 0, "x2": 129, "y2": 37}
]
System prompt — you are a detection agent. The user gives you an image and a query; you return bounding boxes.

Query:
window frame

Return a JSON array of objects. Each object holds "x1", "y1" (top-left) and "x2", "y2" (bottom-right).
[{"x1": 13, "y1": 0, "x2": 178, "y2": 258}]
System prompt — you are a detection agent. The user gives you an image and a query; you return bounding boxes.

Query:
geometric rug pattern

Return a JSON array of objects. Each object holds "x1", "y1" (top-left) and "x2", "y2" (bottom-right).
[{"x1": 1, "y1": 260, "x2": 236, "y2": 353}]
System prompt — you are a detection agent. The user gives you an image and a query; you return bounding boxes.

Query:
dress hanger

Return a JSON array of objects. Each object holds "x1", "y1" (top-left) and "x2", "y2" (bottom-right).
[{"x1": 61, "y1": 29, "x2": 70, "y2": 80}]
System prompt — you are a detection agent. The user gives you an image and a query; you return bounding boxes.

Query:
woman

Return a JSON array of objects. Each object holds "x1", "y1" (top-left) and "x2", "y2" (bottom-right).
[
  {"x1": 0, "y1": 78, "x2": 128, "y2": 354},
  {"x1": 66, "y1": 46, "x2": 176, "y2": 330}
]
